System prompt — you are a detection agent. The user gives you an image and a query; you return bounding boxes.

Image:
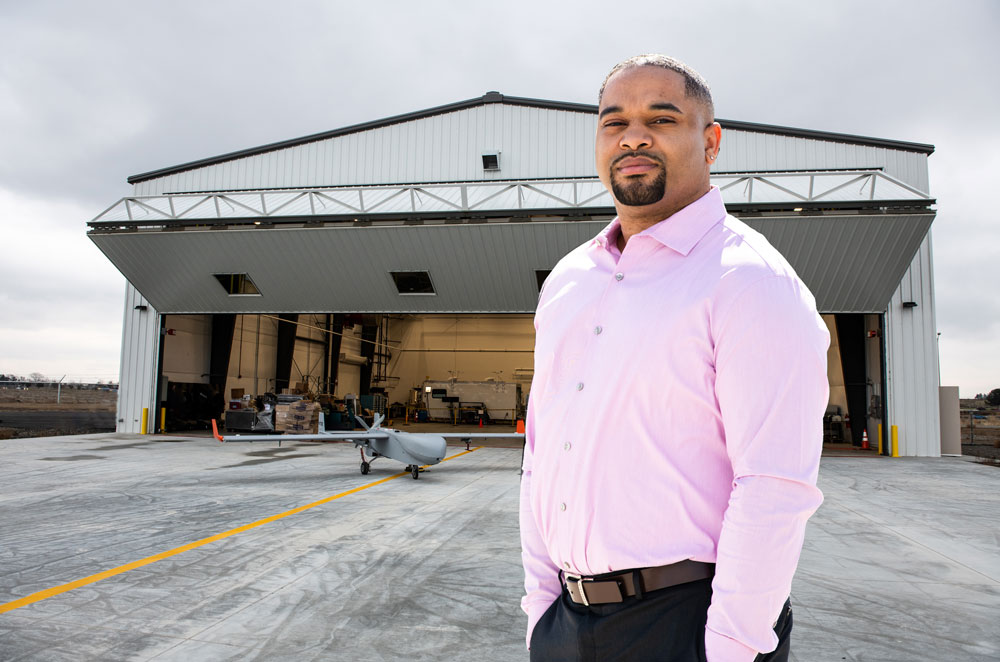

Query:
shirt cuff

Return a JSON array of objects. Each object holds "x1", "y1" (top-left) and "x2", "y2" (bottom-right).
[
  {"x1": 523, "y1": 598, "x2": 552, "y2": 650},
  {"x1": 705, "y1": 628, "x2": 759, "y2": 662}
]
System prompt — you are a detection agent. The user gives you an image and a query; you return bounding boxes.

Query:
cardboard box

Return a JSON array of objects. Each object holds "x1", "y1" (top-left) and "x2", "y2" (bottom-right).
[
  {"x1": 230, "y1": 388, "x2": 245, "y2": 400},
  {"x1": 274, "y1": 400, "x2": 320, "y2": 432}
]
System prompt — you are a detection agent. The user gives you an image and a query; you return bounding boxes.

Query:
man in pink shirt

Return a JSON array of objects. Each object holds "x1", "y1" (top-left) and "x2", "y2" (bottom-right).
[{"x1": 520, "y1": 55, "x2": 830, "y2": 661}]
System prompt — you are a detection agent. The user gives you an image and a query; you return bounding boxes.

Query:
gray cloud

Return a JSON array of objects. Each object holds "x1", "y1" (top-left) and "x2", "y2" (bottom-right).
[{"x1": 1, "y1": 0, "x2": 998, "y2": 392}]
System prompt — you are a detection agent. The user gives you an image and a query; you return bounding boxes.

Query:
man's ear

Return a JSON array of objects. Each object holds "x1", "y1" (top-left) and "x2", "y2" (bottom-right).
[{"x1": 704, "y1": 122, "x2": 722, "y2": 163}]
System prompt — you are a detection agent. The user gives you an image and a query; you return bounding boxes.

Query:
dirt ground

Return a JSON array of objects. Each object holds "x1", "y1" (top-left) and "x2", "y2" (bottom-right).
[
  {"x1": 0, "y1": 387, "x2": 117, "y2": 439},
  {"x1": 0, "y1": 387, "x2": 117, "y2": 411}
]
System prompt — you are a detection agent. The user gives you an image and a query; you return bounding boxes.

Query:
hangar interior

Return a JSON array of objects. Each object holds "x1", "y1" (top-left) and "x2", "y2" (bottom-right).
[
  {"x1": 89, "y1": 92, "x2": 940, "y2": 455},
  {"x1": 154, "y1": 311, "x2": 880, "y2": 445}
]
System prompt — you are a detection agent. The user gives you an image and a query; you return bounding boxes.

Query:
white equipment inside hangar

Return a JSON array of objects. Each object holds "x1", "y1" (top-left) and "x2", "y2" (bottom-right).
[{"x1": 88, "y1": 91, "x2": 940, "y2": 456}]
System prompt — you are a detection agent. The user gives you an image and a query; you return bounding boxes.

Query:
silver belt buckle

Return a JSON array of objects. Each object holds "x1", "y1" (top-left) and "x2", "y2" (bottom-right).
[{"x1": 564, "y1": 573, "x2": 592, "y2": 606}]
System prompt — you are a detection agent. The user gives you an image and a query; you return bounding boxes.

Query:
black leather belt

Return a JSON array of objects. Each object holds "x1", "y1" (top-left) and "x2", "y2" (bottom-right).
[{"x1": 562, "y1": 560, "x2": 715, "y2": 606}]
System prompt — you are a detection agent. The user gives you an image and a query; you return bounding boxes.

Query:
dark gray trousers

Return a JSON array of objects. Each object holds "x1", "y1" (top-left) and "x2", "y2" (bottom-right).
[{"x1": 529, "y1": 578, "x2": 792, "y2": 662}]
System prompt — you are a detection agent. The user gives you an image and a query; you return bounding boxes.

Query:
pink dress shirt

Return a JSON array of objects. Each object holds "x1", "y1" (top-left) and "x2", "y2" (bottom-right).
[{"x1": 520, "y1": 186, "x2": 829, "y2": 661}]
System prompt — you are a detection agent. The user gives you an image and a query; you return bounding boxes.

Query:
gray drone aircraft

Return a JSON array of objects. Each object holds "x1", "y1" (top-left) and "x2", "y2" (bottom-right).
[{"x1": 212, "y1": 413, "x2": 523, "y2": 479}]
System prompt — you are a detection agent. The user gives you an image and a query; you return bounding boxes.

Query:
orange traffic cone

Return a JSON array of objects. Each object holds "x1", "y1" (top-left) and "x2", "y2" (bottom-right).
[
  {"x1": 516, "y1": 419, "x2": 525, "y2": 434},
  {"x1": 479, "y1": 416, "x2": 484, "y2": 428},
  {"x1": 861, "y1": 429, "x2": 870, "y2": 450}
]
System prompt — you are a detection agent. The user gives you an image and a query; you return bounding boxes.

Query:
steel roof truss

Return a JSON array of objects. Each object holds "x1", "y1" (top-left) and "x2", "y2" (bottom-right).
[{"x1": 91, "y1": 170, "x2": 931, "y2": 227}]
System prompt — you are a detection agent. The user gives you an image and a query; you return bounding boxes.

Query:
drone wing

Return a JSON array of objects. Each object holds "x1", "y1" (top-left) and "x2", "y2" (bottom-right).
[
  {"x1": 437, "y1": 432, "x2": 526, "y2": 439},
  {"x1": 212, "y1": 419, "x2": 389, "y2": 443}
]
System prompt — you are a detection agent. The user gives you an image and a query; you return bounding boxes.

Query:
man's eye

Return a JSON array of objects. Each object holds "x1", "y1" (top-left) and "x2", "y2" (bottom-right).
[
  {"x1": 652, "y1": 118, "x2": 676, "y2": 124},
  {"x1": 603, "y1": 121, "x2": 625, "y2": 127}
]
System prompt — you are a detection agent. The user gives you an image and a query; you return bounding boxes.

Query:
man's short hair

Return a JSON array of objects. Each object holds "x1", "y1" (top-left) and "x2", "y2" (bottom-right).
[{"x1": 599, "y1": 54, "x2": 715, "y2": 121}]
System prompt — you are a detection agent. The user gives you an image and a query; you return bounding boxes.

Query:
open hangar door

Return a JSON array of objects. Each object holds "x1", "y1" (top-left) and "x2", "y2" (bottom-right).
[
  {"x1": 822, "y1": 313, "x2": 886, "y2": 454},
  {"x1": 156, "y1": 312, "x2": 377, "y2": 433},
  {"x1": 154, "y1": 311, "x2": 536, "y2": 433},
  {"x1": 379, "y1": 314, "x2": 534, "y2": 425}
]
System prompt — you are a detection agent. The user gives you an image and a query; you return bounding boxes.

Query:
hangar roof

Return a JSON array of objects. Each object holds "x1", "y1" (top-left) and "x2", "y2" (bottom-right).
[
  {"x1": 127, "y1": 92, "x2": 935, "y2": 185},
  {"x1": 95, "y1": 94, "x2": 937, "y2": 318}
]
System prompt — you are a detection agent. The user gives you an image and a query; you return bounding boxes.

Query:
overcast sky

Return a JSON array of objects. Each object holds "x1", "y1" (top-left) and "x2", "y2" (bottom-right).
[{"x1": 1, "y1": 0, "x2": 997, "y2": 396}]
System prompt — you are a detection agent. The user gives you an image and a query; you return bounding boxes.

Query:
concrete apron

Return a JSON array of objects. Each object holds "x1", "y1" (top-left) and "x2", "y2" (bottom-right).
[{"x1": 1, "y1": 434, "x2": 998, "y2": 661}]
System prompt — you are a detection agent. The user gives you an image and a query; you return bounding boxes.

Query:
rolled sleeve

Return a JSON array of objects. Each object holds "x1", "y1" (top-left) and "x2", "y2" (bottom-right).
[{"x1": 709, "y1": 274, "x2": 829, "y2": 656}]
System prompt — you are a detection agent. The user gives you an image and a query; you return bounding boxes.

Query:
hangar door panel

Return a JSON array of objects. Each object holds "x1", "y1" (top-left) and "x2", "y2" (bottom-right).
[
  {"x1": 88, "y1": 221, "x2": 604, "y2": 314},
  {"x1": 745, "y1": 213, "x2": 934, "y2": 313},
  {"x1": 90, "y1": 212, "x2": 931, "y2": 316}
]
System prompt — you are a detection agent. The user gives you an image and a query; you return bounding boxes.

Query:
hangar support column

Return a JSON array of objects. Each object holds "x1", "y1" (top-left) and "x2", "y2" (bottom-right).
[
  {"x1": 210, "y1": 315, "x2": 236, "y2": 394},
  {"x1": 325, "y1": 314, "x2": 344, "y2": 394},
  {"x1": 274, "y1": 314, "x2": 299, "y2": 393},
  {"x1": 358, "y1": 323, "x2": 378, "y2": 396}
]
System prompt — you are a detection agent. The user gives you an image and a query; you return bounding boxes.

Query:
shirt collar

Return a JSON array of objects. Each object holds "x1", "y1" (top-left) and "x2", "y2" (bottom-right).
[{"x1": 594, "y1": 186, "x2": 726, "y2": 257}]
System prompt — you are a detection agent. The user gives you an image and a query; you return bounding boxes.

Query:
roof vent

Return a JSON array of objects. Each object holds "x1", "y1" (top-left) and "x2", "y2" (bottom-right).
[
  {"x1": 483, "y1": 91, "x2": 503, "y2": 102},
  {"x1": 390, "y1": 271, "x2": 435, "y2": 295},
  {"x1": 214, "y1": 273, "x2": 261, "y2": 296},
  {"x1": 482, "y1": 152, "x2": 500, "y2": 171},
  {"x1": 535, "y1": 270, "x2": 551, "y2": 293}
]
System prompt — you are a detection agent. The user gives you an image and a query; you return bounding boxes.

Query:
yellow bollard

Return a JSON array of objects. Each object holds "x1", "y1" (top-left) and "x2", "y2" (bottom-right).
[
  {"x1": 141, "y1": 407, "x2": 149, "y2": 435},
  {"x1": 891, "y1": 425, "x2": 899, "y2": 458},
  {"x1": 160, "y1": 407, "x2": 166, "y2": 433},
  {"x1": 878, "y1": 424, "x2": 883, "y2": 455}
]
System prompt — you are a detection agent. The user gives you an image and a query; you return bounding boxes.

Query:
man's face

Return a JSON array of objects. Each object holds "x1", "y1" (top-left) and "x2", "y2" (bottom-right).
[{"x1": 596, "y1": 66, "x2": 718, "y2": 216}]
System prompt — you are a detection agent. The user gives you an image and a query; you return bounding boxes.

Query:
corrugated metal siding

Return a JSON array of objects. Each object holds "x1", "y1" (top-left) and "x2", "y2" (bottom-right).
[
  {"x1": 886, "y1": 232, "x2": 940, "y2": 456},
  {"x1": 133, "y1": 105, "x2": 600, "y2": 196},
  {"x1": 714, "y1": 130, "x2": 929, "y2": 193},
  {"x1": 132, "y1": 105, "x2": 930, "y2": 196},
  {"x1": 116, "y1": 283, "x2": 160, "y2": 433},
  {"x1": 91, "y1": 212, "x2": 931, "y2": 316}
]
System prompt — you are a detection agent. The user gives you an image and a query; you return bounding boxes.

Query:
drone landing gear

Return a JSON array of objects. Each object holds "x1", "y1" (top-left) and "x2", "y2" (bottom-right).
[
  {"x1": 406, "y1": 464, "x2": 421, "y2": 480},
  {"x1": 360, "y1": 447, "x2": 372, "y2": 475}
]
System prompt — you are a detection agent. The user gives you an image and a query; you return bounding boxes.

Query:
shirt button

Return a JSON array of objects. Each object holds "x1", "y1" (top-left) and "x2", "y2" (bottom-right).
[
  {"x1": 564, "y1": 441, "x2": 572, "y2": 451},
  {"x1": 560, "y1": 503, "x2": 567, "y2": 512},
  {"x1": 576, "y1": 382, "x2": 584, "y2": 391},
  {"x1": 594, "y1": 325, "x2": 603, "y2": 335},
  {"x1": 615, "y1": 272, "x2": 624, "y2": 281}
]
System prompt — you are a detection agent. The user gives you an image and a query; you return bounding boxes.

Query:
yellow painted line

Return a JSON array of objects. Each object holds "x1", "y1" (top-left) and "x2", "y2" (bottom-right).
[{"x1": 0, "y1": 447, "x2": 480, "y2": 614}]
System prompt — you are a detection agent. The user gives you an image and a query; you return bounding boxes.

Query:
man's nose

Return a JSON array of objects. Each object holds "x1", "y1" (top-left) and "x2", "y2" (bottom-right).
[{"x1": 619, "y1": 125, "x2": 651, "y2": 151}]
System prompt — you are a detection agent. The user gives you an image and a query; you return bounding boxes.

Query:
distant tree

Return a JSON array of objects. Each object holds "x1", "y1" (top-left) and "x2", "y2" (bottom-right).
[
  {"x1": 29, "y1": 372, "x2": 46, "y2": 382},
  {"x1": 986, "y1": 389, "x2": 1000, "y2": 407}
]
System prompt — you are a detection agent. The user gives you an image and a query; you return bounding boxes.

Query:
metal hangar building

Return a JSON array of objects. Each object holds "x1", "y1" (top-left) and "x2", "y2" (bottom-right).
[{"x1": 88, "y1": 92, "x2": 941, "y2": 456}]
